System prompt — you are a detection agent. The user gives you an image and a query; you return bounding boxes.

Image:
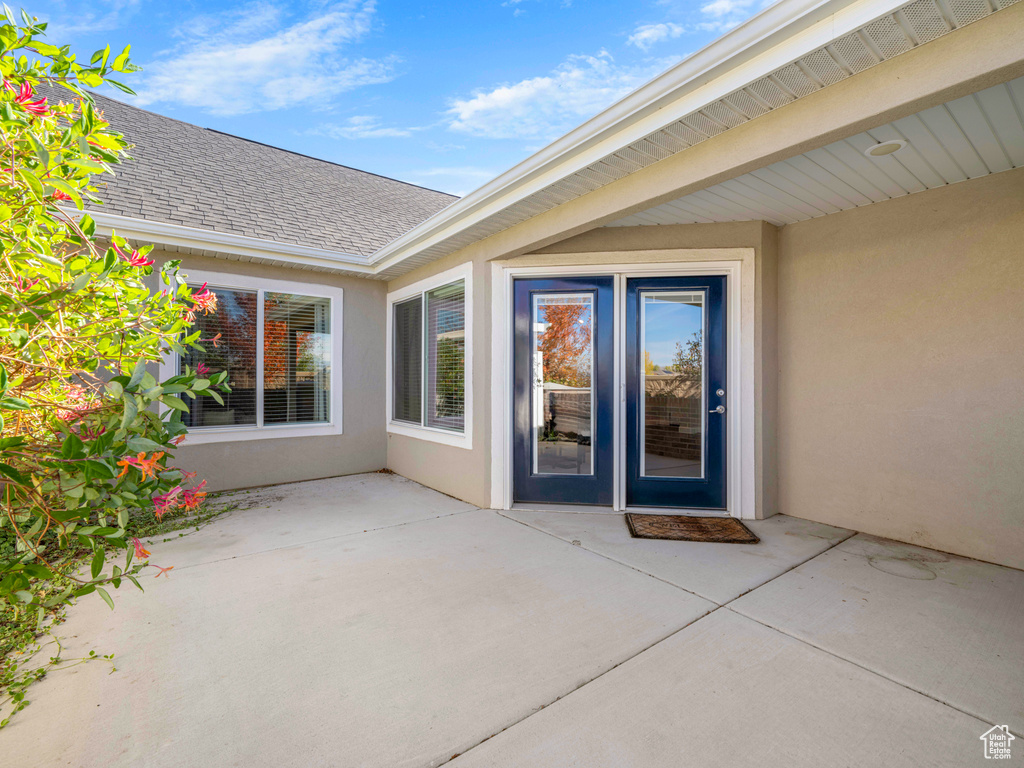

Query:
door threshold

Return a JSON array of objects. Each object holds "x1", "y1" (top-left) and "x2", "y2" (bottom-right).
[
  {"x1": 624, "y1": 506, "x2": 732, "y2": 518},
  {"x1": 509, "y1": 502, "x2": 618, "y2": 515}
]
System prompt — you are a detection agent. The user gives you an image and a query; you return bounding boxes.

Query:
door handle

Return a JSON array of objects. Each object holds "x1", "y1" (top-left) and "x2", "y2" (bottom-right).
[{"x1": 709, "y1": 405, "x2": 726, "y2": 414}]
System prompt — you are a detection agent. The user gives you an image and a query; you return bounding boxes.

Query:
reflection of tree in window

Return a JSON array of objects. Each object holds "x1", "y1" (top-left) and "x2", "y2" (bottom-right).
[
  {"x1": 538, "y1": 303, "x2": 592, "y2": 388},
  {"x1": 264, "y1": 293, "x2": 330, "y2": 424},
  {"x1": 181, "y1": 287, "x2": 257, "y2": 428},
  {"x1": 672, "y1": 331, "x2": 702, "y2": 378},
  {"x1": 426, "y1": 282, "x2": 465, "y2": 431}
]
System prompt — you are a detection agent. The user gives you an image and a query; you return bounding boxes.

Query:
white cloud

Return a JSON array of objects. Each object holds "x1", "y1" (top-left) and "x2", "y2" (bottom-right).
[
  {"x1": 700, "y1": 0, "x2": 755, "y2": 17},
  {"x1": 38, "y1": 0, "x2": 140, "y2": 38},
  {"x1": 310, "y1": 116, "x2": 412, "y2": 139},
  {"x1": 133, "y1": 1, "x2": 398, "y2": 116},
  {"x1": 446, "y1": 51, "x2": 672, "y2": 140},
  {"x1": 627, "y1": 22, "x2": 686, "y2": 51}
]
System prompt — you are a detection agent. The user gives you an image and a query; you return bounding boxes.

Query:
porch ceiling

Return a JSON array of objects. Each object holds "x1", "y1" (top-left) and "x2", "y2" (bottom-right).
[{"x1": 606, "y1": 75, "x2": 1024, "y2": 228}]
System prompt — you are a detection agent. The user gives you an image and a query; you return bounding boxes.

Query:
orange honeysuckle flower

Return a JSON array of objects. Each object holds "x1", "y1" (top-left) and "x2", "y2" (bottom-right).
[
  {"x1": 153, "y1": 565, "x2": 174, "y2": 579},
  {"x1": 14, "y1": 82, "x2": 47, "y2": 116},
  {"x1": 116, "y1": 451, "x2": 165, "y2": 481},
  {"x1": 152, "y1": 485, "x2": 182, "y2": 520},
  {"x1": 135, "y1": 452, "x2": 164, "y2": 481},
  {"x1": 112, "y1": 242, "x2": 154, "y2": 268},
  {"x1": 131, "y1": 537, "x2": 151, "y2": 559},
  {"x1": 190, "y1": 283, "x2": 217, "y2": 315},
  {"x1": 180, "y1": 480, "x2": 207, "y2": 511}
]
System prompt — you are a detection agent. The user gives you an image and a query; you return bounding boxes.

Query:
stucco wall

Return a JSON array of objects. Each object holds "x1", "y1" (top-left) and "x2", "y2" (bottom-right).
[
  {"x1": 165, "y1": 253, "x2": 388, "y2": 491},
  {"x1": 777, "y1": 168, "x2": 1024, "y2": 570},
  {"x1": 385, "y1": 221, "x2": 778, "y2": 515}
]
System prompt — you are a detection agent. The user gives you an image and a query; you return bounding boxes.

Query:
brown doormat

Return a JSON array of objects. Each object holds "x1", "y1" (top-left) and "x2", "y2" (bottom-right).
[{"x1": 625, "y1": 514, "x2": 759, "y2": 543}]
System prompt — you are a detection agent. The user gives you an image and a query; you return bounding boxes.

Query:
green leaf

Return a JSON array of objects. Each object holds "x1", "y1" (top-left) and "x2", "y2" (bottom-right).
[
  {"x1": 97, "y1": 587, "x2": 114, "y2": 610},
  {"x1": 128, "y1": 358, "x2": 147, "y2": 388},
  {"x1": 0, "y1": 463, "x2": 28, "y2": 485},
  {"x1": 61, "y1": 432, "x2": 85, "y2": 459},
  {"x1": 112, "y1": 44, "x2": 131, "y2": 72},
  {"x1": 79, "y1": 213, "x2": 96, "y2": 236},
  {"x1": 27, "y1": 130, "x2": 48, "y2": 168},
  {"x1": 104, "y1": 78, "x2": 136, "y2": 95},
  {"x1": 0, "y1": 396, "x2": 30, "y2": 411},
  {"x1": 105, "y1": 380, "x2": 123, "y2": 398},
  {"x1": 160, "y1": 396, "x2": 188, "y2": 412},
  {"x1": 70, "y1": 271, "x2": 91, "y2": 292},
  {"x1": 120, "y1": 394, "x2": 138, "y2": 429},
  {"x1": 90, "y1": 547, "x2": 105, "y2": 579},
  {"x1": 126, "y1": 436, "x2": 163, "y2": 454}
]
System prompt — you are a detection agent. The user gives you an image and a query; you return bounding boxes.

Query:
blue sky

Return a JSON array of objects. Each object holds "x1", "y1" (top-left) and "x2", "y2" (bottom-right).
[
  {"x1": 644, "y1": 297, "x2": 702, "y2": 367},
  {"x1": 29, "y1": 0, "x2": 766, "y2": 195}
]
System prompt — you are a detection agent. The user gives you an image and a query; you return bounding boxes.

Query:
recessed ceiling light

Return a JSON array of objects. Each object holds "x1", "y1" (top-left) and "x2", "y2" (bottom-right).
[{"x1": 864, "y1": 139, "x2": 907, "y2": 157}]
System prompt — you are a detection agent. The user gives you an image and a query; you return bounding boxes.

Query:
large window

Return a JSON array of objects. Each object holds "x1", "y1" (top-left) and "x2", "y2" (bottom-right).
[
  {"x1": 165, "y1": 272, "x2": 343, "y2": 444},
  {"x1": 388, "y1": 265, "x2": 471, "y2": 447}
]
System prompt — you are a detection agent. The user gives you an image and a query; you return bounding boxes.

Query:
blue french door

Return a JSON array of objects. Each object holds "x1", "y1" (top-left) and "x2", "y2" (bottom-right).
[
  {"x1": 513, "y1": 277, "x2": 614, "y2": 505},
  {"x1": 626, "y1": 277, "x2": 727, "y2": 509}
]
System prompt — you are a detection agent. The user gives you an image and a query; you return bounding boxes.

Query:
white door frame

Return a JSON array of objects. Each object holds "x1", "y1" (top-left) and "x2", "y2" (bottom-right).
[{"x1": 490, "y1": 258, "x2": 753, "y2": 519}]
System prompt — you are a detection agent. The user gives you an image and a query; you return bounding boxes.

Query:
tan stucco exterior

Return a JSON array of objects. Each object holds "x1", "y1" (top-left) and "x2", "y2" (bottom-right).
[
  {"x1": 382, "y1": 9, "x2": 1024, "y2": 568},
  {"x1": 777, "y1": 167, "x2": 1024, "y2": 570},
  {"x1": 166, "y1": 253, "x2": 388, "y2": 491},
  {"x1": 157, "y1": 4, "x2": 1024, "y2": 570},
  {"x1": 386, "y1": 221, "x2": 779, "y2": 517}
]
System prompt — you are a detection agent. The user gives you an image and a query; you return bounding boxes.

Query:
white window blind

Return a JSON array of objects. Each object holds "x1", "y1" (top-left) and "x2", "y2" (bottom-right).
[
  {"x1": 263, "y1": 292, "x2": 331, "y2": 425},
  {"x1": 393, "y1": 296, "x2": 422, "y2": 424},
  {"x1": 181, "y1": 286, "x2": 258, "y2": 428},
  {"x1": 391, "y1": 279, "x2": 466, "y2": 433},
  {"x1": 426, "y1": 282, "x2": 466, "y2": 431}
]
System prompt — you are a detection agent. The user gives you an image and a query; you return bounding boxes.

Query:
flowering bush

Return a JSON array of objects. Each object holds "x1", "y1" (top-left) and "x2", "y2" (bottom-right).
[{"x1": 0, "y1": 10, "x2": 225, "y2": 645}]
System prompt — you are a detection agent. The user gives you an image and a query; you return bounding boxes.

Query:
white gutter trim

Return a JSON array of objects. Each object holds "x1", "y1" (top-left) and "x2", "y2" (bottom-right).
[
  {"x1": 368, "y1": 0, "x2": 915, "y2": 272},
  {"x1": 73, "y1": 210, "x2": 376, "y2": 274}
]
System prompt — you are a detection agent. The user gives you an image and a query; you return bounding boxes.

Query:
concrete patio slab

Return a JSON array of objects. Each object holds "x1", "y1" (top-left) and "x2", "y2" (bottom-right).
[
  {"x1": 502, "y1": 510, "x2": 854, "y2": 604},
  {"x1": 3, "y1": 506, "x2": 713, "y2": 768},
  {"x1": 448, "y1": 609, "x2": 989, "y2": 768},
  {"x1": 143, "y1": 472, "x2": 476, "y2": 569},
  {"x1": 732, "y1": 533, "x2": 1024, "y2": 736}
]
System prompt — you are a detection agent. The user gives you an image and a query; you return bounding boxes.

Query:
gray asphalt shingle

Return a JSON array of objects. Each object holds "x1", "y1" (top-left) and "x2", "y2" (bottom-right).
[{"x1": 70, "y1": 89, "x2": 457, "y2": 257}]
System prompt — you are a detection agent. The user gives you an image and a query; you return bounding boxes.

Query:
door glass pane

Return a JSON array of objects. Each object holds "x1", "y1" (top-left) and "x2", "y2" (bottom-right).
[
  {"x1": 641, "y1": 291, "x2": 704, "y2": 478},
  {"x1": 532, "y1": 293, "x2": 593, "y2": 475},
  {"x1": 263, "y1": 293, "x2": 331, "y2": 424},
  {"x1": 180, "y1": 286, "x2": 257, "y2": 428}
]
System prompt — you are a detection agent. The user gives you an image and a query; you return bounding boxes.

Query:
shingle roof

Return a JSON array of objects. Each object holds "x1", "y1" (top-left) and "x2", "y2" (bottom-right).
[{"x1": 74, "y1": 90, "x2": 457, "y2": 257}]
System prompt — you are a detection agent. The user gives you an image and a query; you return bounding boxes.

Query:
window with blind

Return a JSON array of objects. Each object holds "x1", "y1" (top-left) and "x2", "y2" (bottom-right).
[
  {"x1": 181, "y1": 285, "x2": 332, "y2": 430},
  {"x1": 264, "y1": 292, "x2": 331, "y2": 424},
  {"x1": 391, "y1": 278, "x2": 466, "y2": 433},
  {"x1": 181, "y1": 287, "x2": 258, "y2": 428}
]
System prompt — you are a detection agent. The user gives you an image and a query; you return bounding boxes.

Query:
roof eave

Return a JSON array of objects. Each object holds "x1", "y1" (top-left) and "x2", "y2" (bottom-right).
[{"x1": 71, "y1": 210, "x2": 377, "y2": 275}]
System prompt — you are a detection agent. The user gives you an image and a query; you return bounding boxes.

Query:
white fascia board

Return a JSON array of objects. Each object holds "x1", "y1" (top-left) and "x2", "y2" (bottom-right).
[
  {"x1": 74, "y1": 210, "x2": 376, "y2": 274},
  {"x1": 368, "y1": 0, "x2": 915, "y2": 273}
]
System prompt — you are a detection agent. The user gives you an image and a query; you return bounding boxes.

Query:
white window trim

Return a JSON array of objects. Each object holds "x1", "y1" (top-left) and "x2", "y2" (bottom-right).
[
  {"x1": 386, "y1": 261, "x2": 473, "y2": 450},
  {"x1": 157, "y1": 269, "x2": 344, "y2": 445}
]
